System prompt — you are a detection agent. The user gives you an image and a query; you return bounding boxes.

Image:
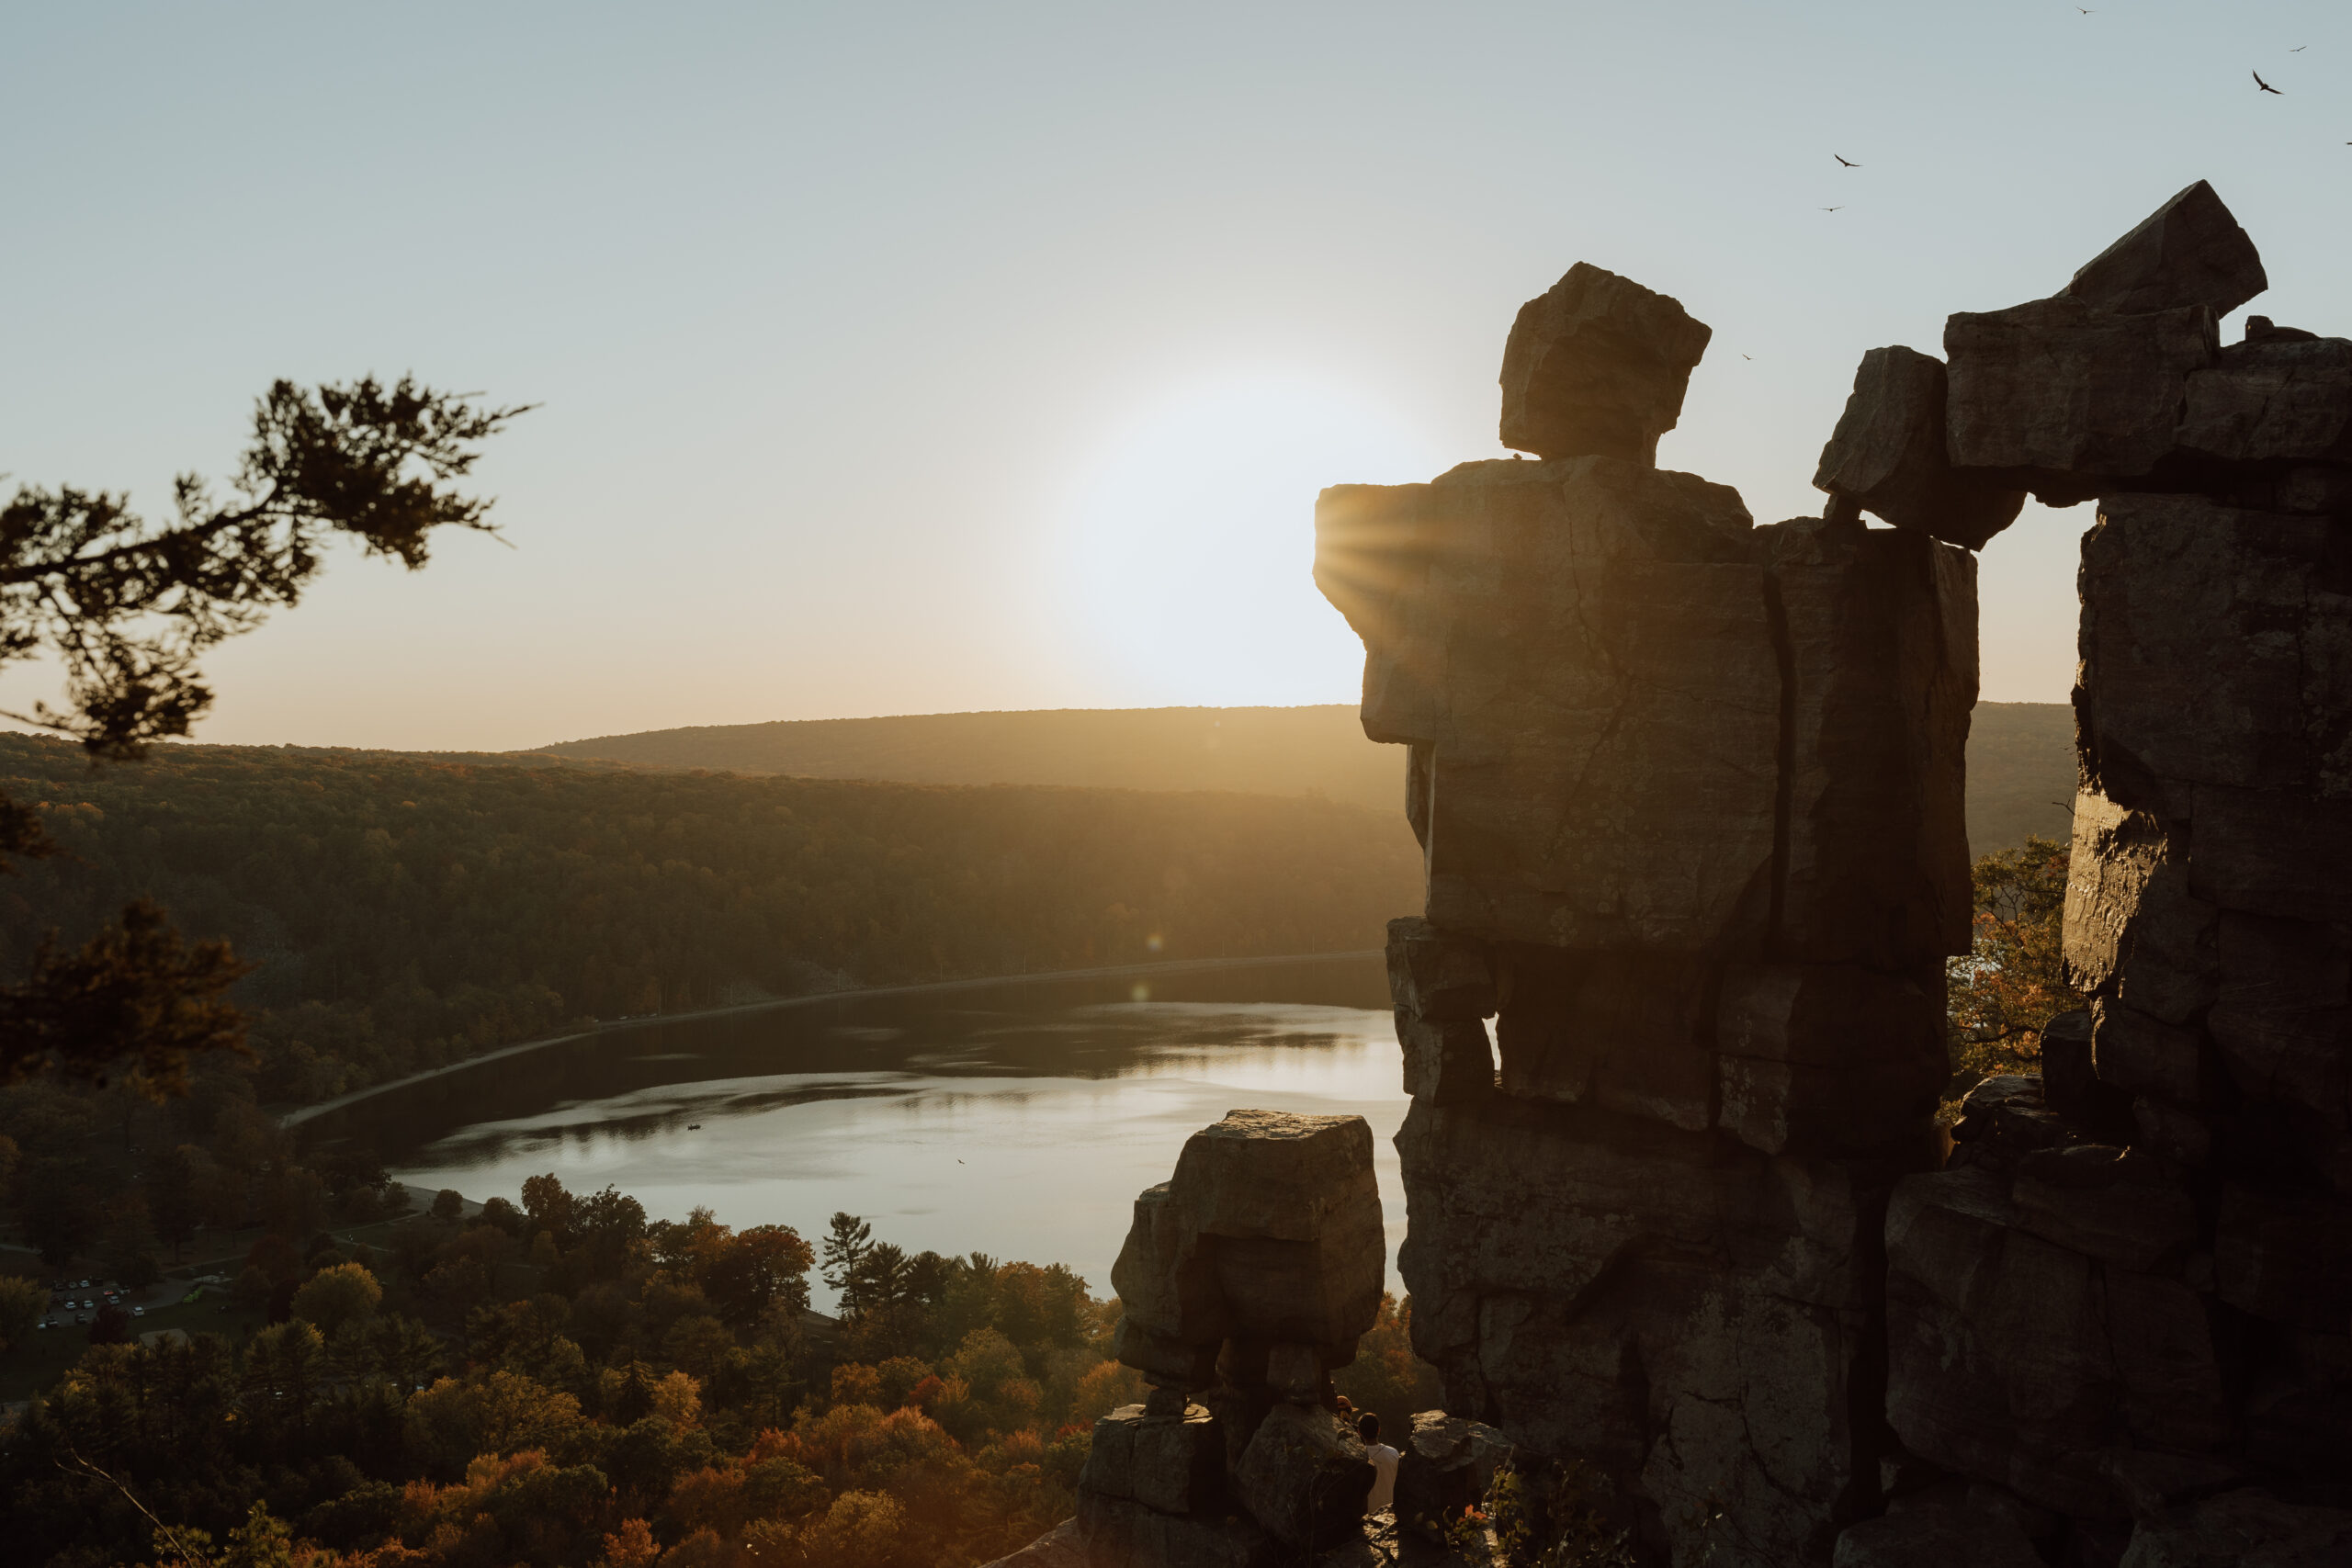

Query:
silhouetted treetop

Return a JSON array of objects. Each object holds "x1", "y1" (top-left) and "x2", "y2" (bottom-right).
[
  {"x1": 0, "y1": 375, "x2": 528, "y2": 767},
  {"x1": 0, "y1": 374, "x2": 524, "y2": 1090}
]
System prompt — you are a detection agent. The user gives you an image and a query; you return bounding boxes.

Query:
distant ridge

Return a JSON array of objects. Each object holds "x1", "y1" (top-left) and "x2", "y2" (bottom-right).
[{"x1": 541, "y1": 700, "x2": 2079, "y2": 853}]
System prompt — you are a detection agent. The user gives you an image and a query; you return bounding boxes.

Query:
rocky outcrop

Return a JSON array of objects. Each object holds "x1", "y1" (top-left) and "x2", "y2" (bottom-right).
[
  {"x1": 1077, "y1": 1110, "x2": 1399, "y2": 1565},
  {"x1": 1860, "y1": 181, "x2": 2352, "y2": 1562},
  {"x1": 1311, "y1": 178, "x2": 2352, "y2": 1568},
  {"x1": 1317, "y1": 247, "x2": 1973, "y2": 1568}
]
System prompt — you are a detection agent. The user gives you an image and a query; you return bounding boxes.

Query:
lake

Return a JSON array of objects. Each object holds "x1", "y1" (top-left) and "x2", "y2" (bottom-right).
[{"x1": 315, "y1": 954, "x2": 1403, "y2": 1305}]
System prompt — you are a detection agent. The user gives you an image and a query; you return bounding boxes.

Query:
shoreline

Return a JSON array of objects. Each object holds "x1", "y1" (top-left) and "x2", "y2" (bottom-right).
[{"x1": 279, "y1": 948, "x2": 1383, "y2": 1130}]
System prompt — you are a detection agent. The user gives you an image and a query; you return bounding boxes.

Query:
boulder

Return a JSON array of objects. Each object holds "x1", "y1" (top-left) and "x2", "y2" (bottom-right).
[
  {"x1": 2040, "y1": 1009, "x2": 2140, "y2": 1145},
  {"x1": 1398, "y1": 1096, "x2": 1902, "y2": 1568},
  {"x1": 2215, "y1": 1182, "x2": 2352, "y2": 1331},
  {"x1": 1715, "y1": 964, "x2": 1944, "y2": 1067},
  {"x1": 1395, "y1": 1014, "x2": 1495, "y2": 1105},
  {"x1": 2116, "y1": 1488, "x2": 2352, "y2": 1568},
  {"x1": 1884, "y1": 1166, "x2": 2234, "y2": 1517},
  {"x1": 2132, "y1": 1095, "x2": 2214, "y2": 1168},
  {"x1": 2075, "y1": 494, "x2": 2342, "y2": 811},
  {"x1": 2100, "y1": 1450, "x2": 2246, "y2": 1523},
  {"x1": 2189, "y1": 786, "x2": 2352, "y2": 926},
  {"x1": 1883, "y1": 1168, "x2": 2125, "y2": 1517},
  {"x1": 2064, "y1": 792, "x2": 2219, "y2": 1028},
  {"x1": 1945, "y1": 1074, "x2": 2077, "y2": 1174},
  {"x1": 1315, "y1": 456, "x2": 1777, "y2": 953},
  {"x1": 1811, "y1": 344, "x2": 2027, "y2": 547},
  {"x1": 1498, "y1": 263, "x2": 1712, "y2": 463},
  {"x1": 1385, "y1": 918, "x2": 1496, "y2": 1023},
  {"x1": 1080, "y1": 1403, "x2": 1230, "y2": 1517},
  {"x1": 1388, "y1": 917, "x2": 1498, "y2": 1104},
  {"x1": 1392, "y1": 1410, "x2": 1511, "y2": 1544},
  {"x1": 2242, "y1": 1332, "x2": 2352, "y2": 1485},
  {"x1": 1943, "y1": 296, "x2": 2215, "y2": 502},
  {"x1": 1712, "y1": 964, "x2": 1947, "y2": 1161},
  {"x1": 1231, "y1": 1402, "x2": 1375, "y2": 1553},
  {"x1": 1109, "y1": 1111, "x2": 1385, "y2": 1385},
  {"x1": 2091, "y1": 997, "x2": 2209, "y2": 1106},
  {"x1": 2010, "y1": 1145, "x2": 2198, "y2": 1272},
  {"x1": 1716, "y1": 1051, "x2": 1948, "y2": 1158},
  {"x1": 2207, "y1": 911, "x2": 2352, "y2": 1140},
  {"x1": 1831, "y1": 1484, "x2": 2045, "y2": 1568},
  {"x1": 2179, "y1": 333, "x2": 2352, "y2": 465},
  {"x1": 2062, "y1": 179, "x2": 2267, "y2": 318},
  {"x1": 1490, "y1": 945, "x2": 1718, "y2": 1128},
  {"x1": 1759, "y1": 513, "x2": 1977, "y2": 971},
  {"x1": 2104, "y1": 1267, "x2": 2235, "y2": 1452}
]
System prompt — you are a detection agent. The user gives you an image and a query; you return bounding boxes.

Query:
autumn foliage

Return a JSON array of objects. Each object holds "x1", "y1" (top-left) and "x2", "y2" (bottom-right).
[
  {"x1": 1943, "y1": 832, "x2": 2085, "y2": 1111},
  {"x1": 0, "y1": 1173, "x2": 1312, "y2": 1567}
]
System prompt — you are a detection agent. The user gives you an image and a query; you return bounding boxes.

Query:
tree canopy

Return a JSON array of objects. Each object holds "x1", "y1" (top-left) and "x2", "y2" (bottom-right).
[{"x1": 0, "y1": 378, "x2": 523, "y2": 1091}]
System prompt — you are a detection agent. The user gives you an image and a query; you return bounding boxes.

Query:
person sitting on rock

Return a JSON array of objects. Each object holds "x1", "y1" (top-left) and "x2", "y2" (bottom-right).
[{"x1": 1359, "y1": 1412, "x2": 1400, "y2": 1516}]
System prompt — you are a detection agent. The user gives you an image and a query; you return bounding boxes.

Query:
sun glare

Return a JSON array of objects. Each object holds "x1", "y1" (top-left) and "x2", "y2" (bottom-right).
[{"x1": 1058, "y1": 373, "x2": 1446, "y2": 706}]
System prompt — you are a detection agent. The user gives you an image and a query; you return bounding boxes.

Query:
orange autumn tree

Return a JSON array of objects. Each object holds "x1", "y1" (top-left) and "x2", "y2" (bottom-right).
[{"x1": 1944, "y1": 832, "x2": 2084, "y2": 1108}]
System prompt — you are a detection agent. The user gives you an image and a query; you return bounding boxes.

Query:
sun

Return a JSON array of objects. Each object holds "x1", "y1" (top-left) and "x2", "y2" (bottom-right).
[{"x1": 1057, "y1": 371, "x2": 1445, "y2": 706}]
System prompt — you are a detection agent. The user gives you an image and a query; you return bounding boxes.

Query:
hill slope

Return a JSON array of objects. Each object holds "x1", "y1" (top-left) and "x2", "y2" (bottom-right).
[
  {"x1": 0, "y1": 738, "x2": 1420, "y2": 1104},
  {"x1": 544, "y1": 701, "x2": 2080, "y2": 852},
  {"x1": 544, "y1": 705, "x2": 1401, "y2": 809}
]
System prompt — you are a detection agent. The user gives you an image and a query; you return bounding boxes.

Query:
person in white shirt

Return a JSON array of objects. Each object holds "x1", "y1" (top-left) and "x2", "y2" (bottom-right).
[{"x1": 1359, "y1": 1412, "x2": 1401, "y2": 1515}]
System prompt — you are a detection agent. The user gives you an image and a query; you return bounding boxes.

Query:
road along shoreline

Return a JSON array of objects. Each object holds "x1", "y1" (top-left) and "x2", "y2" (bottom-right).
[{"x1": 278, "y1": 948, "x2": 1382, "y2": 1129}]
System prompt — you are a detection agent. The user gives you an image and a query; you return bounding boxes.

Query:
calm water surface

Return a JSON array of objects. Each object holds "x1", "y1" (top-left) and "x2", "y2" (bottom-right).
[{"x1": 331, "y1": 957, "x2": 1402, "y2": 1302}]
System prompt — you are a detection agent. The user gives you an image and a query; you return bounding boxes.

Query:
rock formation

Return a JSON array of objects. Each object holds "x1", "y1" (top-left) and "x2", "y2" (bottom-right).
[
  {"x1": 1076, "y1": 1110, "x2": 1411, "y2": 1564},
  {"x1": 1864, "y1": 183, "x2": 2352, "y2": 1562},
  {"x1": 1317, "y1": 260, "x2": 1970, "y2": 1568},
  {"x1": 1309, "y1": 182, "x2": 2352, "y2": 1567},
  {"x1": 1002, "y1": 177, "x2": 2351, "y2": 1568}
]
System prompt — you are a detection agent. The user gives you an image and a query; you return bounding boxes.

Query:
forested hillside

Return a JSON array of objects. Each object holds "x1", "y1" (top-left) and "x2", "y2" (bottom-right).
[
  {"x1": 0, "y1": 738, "x2": 1419, "y2": 1106},
  {"x1": 542, "y1": 705, "x2": 1401, "y2": 809},
  {"x1": 542, "y1": 700, "x2": 2080, "y2": 851},
  {"x1": 1965, "y1": 702, "x2": 2078, "y2": 850}
]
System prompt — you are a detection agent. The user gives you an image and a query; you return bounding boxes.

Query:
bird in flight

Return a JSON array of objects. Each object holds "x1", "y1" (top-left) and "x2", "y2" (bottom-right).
[
  {"x1": 2075, "y1": 6, "x2": 2092, "y2": 13},
  {"x1": 2255, "y1": 70, "x2": 2283, "y2": 93},
  {"x1": 1741, "y1": 354, "x2": 1752, "y2": 360},
  {"x1": 1821, "y1": 206, "x2": 1843, "y2": 211},
  {"x1": 1834, "y1": 153, "x2": 1860, "y2": 167},
  {"x1": 2291, "y1": 45, "x2": 2307, "y2": 52}
]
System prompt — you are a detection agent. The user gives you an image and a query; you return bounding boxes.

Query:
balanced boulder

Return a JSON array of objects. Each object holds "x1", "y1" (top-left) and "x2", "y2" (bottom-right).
[
  {"x1": 1498, "y1": 263, "x2": 1711, "y2": 463},
  {"x1": 2061, "y1": 178, "x2": 2267, "y2": 318}
]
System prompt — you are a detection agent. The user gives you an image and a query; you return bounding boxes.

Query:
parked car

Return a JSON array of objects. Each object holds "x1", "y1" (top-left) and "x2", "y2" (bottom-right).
[
  {"x1": 131, "y1": 1306, "x2": 144, "y2": 1317},
  {"x1": 74, "y1": 1312, "x2": 87, "y2": 1324}
]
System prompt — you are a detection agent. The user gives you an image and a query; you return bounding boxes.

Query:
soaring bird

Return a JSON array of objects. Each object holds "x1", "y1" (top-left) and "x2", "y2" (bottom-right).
[
  {"x1": 2256, "y1": 69, "x2": 2283, "y2": 93},
  {"x1": 2292, "y1": 45, "x2": 2307, "y2": 52},
  {"x1": 1821, "y1": 206, "x2": 1844, "y2": 211},
  {"x1": 1834, "y1": 153, "x2": 1860, "y2": 167}
]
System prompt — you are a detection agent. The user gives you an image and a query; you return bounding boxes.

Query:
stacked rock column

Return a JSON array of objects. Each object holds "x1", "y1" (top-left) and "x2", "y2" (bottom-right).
[
  {"x1": 1834, "y1": 181, "x2": 2352, "y2": 1560},
  {"x1": 1079, "y1": 1110, "x2": 1391, "y2": 1564},
  {"x1": 1317, "y1": 265, "x2": 1973, "y2": 1568}
]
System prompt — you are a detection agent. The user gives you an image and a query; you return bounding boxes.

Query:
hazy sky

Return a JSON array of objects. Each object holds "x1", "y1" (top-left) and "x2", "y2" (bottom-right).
[{"x1": 6, "y1": 2, "x2": 2347, "y2": 750}]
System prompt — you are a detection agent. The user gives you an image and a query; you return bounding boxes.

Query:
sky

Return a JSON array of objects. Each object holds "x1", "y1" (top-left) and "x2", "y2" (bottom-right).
[{"x1": 4, "y1": 2, "x2": 2348, "y2": 751}]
